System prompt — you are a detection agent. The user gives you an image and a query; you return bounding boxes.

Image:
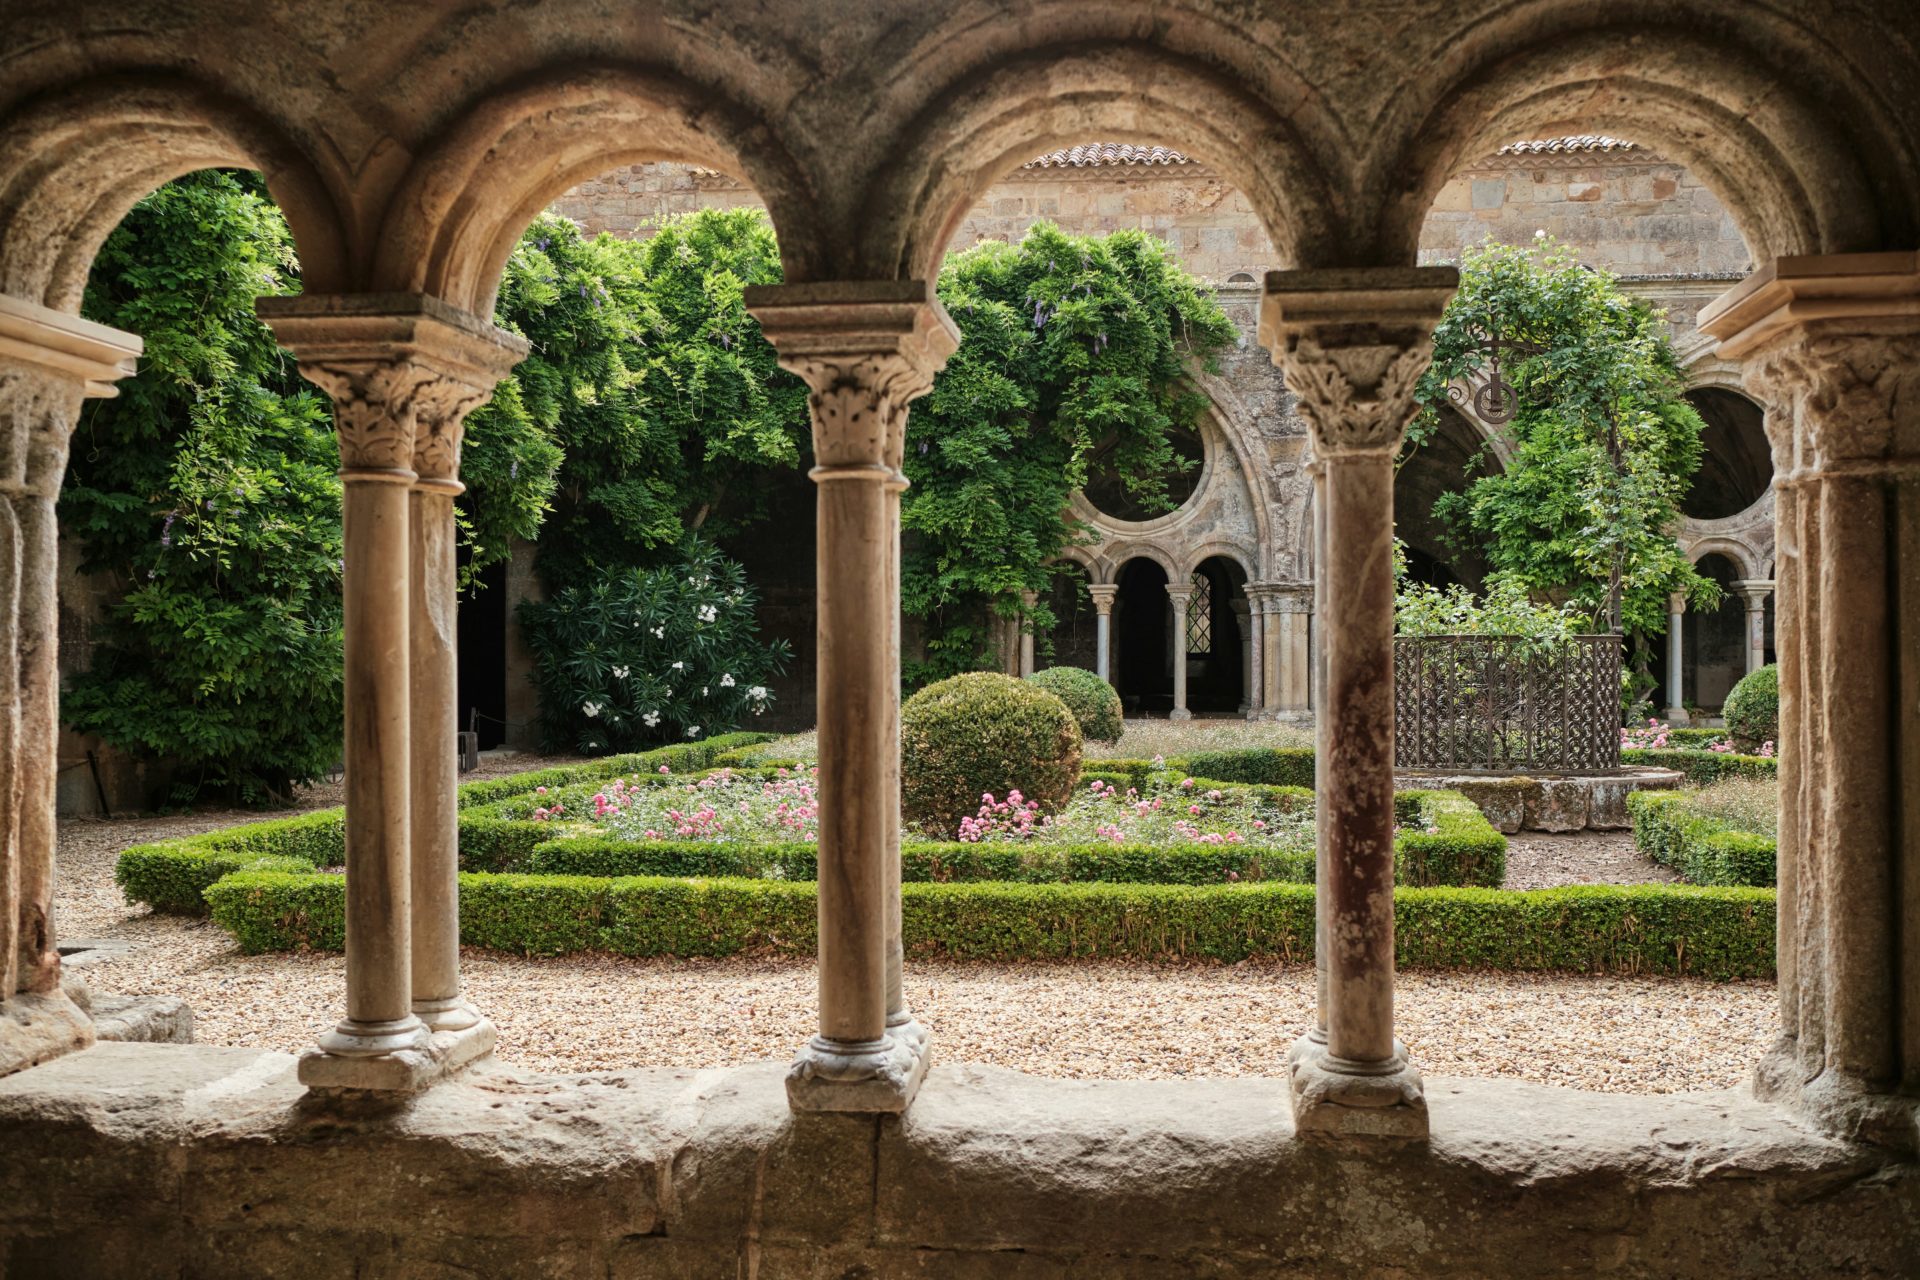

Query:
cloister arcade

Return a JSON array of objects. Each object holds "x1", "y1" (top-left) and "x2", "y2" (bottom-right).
[{"x1": 0, "y1": 1, "x2": 1917, "y2": 1271}]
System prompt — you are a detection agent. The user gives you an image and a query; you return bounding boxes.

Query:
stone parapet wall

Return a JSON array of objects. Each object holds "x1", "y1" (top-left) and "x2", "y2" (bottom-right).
[{"x1": 1, "y1": 1043, "x2": 1915, "y2": 1278}]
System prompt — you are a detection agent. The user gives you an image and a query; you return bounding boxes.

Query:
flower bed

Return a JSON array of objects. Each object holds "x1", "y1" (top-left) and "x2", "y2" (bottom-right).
[
  {"x1": 202, "y1": 869, "x2": 1775, "y2": 979},
  {"x1": 1627, "y1": 780, "x2": 1778, "y2": 887}
]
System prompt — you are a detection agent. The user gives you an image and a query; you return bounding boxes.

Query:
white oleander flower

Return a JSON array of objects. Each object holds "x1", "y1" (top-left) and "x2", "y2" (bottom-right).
[
  {"x1": 698, "y1": 604, "x2": 717, "y2": 623},
  {"x1": 748, "y1": 685, "x2": 769, "y2": 700},
  {"x1": 612, "y1": 666, "x2": 629, "y2": 679},
  {"x1": 686, "y1": 725, "x2": 701, "y2": 738},
  {"x1": 700, "y1": 687, "x2": 709, "y2": 697},
  {"x1": 671, "y1": 660, "x2": 685, "y2": 671},
  {"x1": 651, "y1": 626, "x2": 665, "y2": 638},
  {"x1": 582, "y1": 701, "x2": 603, "y2": 718},
  {"x1": 642, "y1": 710, "x2": 661, "y2": 727},
  {"x1": 719, "y1": 673, "x2": 735, "y2": 687}
]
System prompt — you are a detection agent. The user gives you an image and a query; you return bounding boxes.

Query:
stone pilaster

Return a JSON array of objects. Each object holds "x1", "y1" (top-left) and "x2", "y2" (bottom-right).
[
  {"x1": 1701, "y1": 251, "x2": 1920, "y2": 1152},
  {"x1": 746, "y1": 281, "x2": 957, "y2": 1112},
  {"x1": 1269, "y1": 582, "x2": 1315, "y2": 717},
  {"x1": 1230, "y1": 596, "x2": 1253, "y2": 714},
  {"x1": 1260, "y1": 266, "x2": 1457, "y2": 1138},
  {"x1": 0, "y1": 295, "x2": 139, "y2": 1078},
  {"x1": 258, "y1": 293, "x2": 525, "y2": 1092},
  {"x1": 1087, "y1": 584, "x2": 1118, "y2": 682},
  {"x1": 1241, "y1": 584, "x2": 1269, "y2": 712}
]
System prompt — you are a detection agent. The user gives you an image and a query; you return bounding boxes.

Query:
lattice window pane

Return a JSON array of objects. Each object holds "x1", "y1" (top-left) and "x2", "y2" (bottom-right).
[{"x1": 1185, "y1": 572, "x2": 1211, "y2": 655}]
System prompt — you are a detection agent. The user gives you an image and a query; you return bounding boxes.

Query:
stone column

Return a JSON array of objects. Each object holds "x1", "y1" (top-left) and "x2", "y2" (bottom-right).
[
  {"x1": 1271, "y1": 584, "x2": 1315, "y2": 716},
  {"x1": 1230, "y1": 596, "x2": 1253, "y2": 714},
  {"x1": 747, "y1": 281, "x2": 956, "y2": 1113},
  {"x1": 1088, "y1": 584, "x2": 1117, "y2": 681},
  {"x1": 258, "y1": 294, "x2": 524, "y2": 1092},
  {"x1": 1733, "y1": 579, "x2": 1775, "y2": 674},
  {"x1": 1701, "y1": 251, "x2": 1920, "y2": 1152},
  {"x1": 1164, "y1": 582, "x2": 1194, "y2": 721},
  {"x1": 0, "y1": 296, "x2": 139, "y2": 1078},
  {"x1": 1018, "y1": 589, "x2": 1038, "y2": 676},
  {"x1": 1259, "y1": 266, "x2": 1456, "y2": 1138},
  {"x1": 1664, "y1": 591, "x2": 1689, "y2": 724},
  {"x1": 1243, "y1": 584, "x2": 1268, "y2": 713}
]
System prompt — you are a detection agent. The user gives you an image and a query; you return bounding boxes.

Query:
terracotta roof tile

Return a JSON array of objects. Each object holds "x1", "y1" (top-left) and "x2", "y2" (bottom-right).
[
  {"x1": 1497, "y1": 135, "x2": 1638, "y2": 155},
  {"x1": 1023, "y1": 143, "x2": 1193, "y2": 169}
]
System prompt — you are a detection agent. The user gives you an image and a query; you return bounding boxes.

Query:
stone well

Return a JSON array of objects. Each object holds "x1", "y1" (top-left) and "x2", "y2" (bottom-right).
[{"x1": 1394, "y1": 766, "x2": 1685, "y2": 833}]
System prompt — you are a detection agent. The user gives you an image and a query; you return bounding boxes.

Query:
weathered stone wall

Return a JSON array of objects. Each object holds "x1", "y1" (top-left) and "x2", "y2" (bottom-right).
[{"x1": 2, "y1": 1043, "x2": 1916, "y2": 1279}]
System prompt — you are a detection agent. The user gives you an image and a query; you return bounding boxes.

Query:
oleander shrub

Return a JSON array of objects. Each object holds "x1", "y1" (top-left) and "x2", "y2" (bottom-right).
[
  {"x1": 1628, "y1": 783, "x2": 1777, "y2": 887},
  {"x1": 206, "y1": 871, "x2": 1775, "y2": 979},
  {"x1": 901, "y1": 672, "x2": 1083, "y2": 834},
  {"x1": 1024, "y1": 667, "x2": 1124, "y2": 743},
  {"x1": 1722, "y1": 663, "x2": 1779, "y2": 752}
]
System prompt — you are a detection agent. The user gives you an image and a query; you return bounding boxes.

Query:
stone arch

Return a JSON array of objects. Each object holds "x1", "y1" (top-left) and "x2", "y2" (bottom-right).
[
  {"x1": 865, "y1": 40, "x2": 1343, "y2": 281},
  {"x1": 1363, "y1": 11, "x2": 1902, "y2": 265},
  {"x1": 1188, "y1": 371, "x2": 1279, "y2": 561},
  {"x1": 1100, "y1": 542, "x2": 1179, "y2": 583},
  {"x1": 1683, "y1": 535, "x2": 1763, "y2": 580},
  {"x1": 0, "y1": 75, "x2": 349, "y2": 311},
  {"x1": 1049, "y1": 544, "x2": 1109, "y2": 586},
  {"x1": 1180, "y1": 541, "x2": 1255, "y2": 580},
  {"x1": 370, "y1": 65, "x2": 820, "y2": 315}
]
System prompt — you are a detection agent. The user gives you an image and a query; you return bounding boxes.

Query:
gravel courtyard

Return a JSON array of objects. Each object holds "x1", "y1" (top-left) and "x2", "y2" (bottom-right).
[{"x1": 53, "y1": 753, "x2": 1776, "y2": 1096}]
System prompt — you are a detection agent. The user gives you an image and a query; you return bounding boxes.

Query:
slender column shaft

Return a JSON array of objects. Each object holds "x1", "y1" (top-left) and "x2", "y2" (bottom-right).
[
  {"x1": 11, "y1": 481, "x2": 60, "y2": 995},
  {"x1": 1309, "y1": 470, "x2": 1330, "y2": 1046},
  {"x1": 1247, "y1": 594, "x2": 1266, "y2": 711},
  {"x1": 1165, "y1": 585, "x2": 1193, "y2": 719},
  {"x1": 1665, "y1": 596, "x2": 1687, "y2": 721},
  {"x1": 1088, "y1": 585, "x2": 1116, "y2": 683},
  {"x1": 1746, "y1": 601, "x2": 1767, "y2": 673},
  {"x1": 1317, "y1": 451, "x2": 1398, "y2": 1063},
  {"x1": 1232, "y1": 598, "x2": 1253, "y2": 714},
  {"x1": 1019, "y1": 589, "x2": 1037, "y2": 676}
]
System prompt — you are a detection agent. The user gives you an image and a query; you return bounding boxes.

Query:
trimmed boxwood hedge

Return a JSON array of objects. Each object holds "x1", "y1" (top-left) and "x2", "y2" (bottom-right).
[
  {"x1": 203, "y1": 870, "x2": 1774, "y2": 979},
  {"x1": 1627, "y1": 790, "x2": 1776, "y2": 887},
  {"x1": 1090, "y1": 748, "x2": 1315, "y2": 790},
  {"x1": 1621, "y1": 747, "x2": 1777, "y2": 786}
]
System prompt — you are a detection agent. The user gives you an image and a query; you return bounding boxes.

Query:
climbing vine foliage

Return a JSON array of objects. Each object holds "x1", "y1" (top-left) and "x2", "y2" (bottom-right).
[
  {"x1": 1406, "y1": 236, "x2": 1714, "y2": 637},
  {"x1": 904, "y1": 224, "x2": 1235, "y2": 679}
]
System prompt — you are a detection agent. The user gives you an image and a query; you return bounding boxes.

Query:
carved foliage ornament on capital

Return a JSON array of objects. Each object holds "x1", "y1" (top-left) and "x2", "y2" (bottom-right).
[
  {"x1": 1282, "y1": 337, "x2": 1434, "y2": 456},
  {"x1": 1747, "y1": 328, "x2": 1920, "y2": 473}
]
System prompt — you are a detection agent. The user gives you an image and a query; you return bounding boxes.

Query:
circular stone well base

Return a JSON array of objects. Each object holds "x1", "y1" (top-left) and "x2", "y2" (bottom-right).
[{"x1": 1393, "y1": 767, "x2": 1684, "y2": 833}]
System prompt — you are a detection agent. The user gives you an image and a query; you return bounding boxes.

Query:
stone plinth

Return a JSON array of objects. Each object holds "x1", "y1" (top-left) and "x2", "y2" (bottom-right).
[
  {"x1": 0, "y1": 1044, "x2": 1915, "y2": 1277},
  {"x1": 1396, "y1": 767, "x2": 1685, "y2": 832}
]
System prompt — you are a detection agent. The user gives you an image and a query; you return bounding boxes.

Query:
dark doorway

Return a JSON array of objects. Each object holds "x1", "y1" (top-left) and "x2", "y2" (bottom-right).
[
  {"x1": 1186, "y1": 556, "x2": 1247, "y2": 714},
  {"x1": 1114, "y1": 558, "x2": 1171, "y2": 714},
  {"x1": 457, "y1": 556, "x2": 510, "y2": 750}
]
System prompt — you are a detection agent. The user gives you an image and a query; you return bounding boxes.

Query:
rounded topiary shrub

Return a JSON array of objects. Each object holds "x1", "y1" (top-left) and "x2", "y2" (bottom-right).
[
  {"x1": 1722, "y1": 663, "x2": 1779, "y2": 752},
  {"x1": 1025, "y1": 666, "x2": 1124, "y2": 743},
  {"x1": 901, "y1": 672, "x2": 1083, "y2": 835}
]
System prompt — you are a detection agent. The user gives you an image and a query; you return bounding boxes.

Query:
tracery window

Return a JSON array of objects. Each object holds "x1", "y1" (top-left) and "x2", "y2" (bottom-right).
[{"x1": 1184, "y1": 571, "x2": 1211, "y2": 655}]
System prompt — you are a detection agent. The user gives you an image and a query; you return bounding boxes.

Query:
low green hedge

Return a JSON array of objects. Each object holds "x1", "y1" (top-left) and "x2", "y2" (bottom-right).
[
  {"x1": 1621, "y1": 747, "x2": 1777, "y2": 786},
  {"x1": 204, "y1": 871, "x2": 1775, "y2": 979},
  {"x1": 1089, "y1": 748, "x2": 1315, "y2": 790},
  {"x1": 114, "y1": 809, "x2": 348, "y2": 914},
  {"x1": 1627, "y1": 791, "x2": 1777, "y2": 887},
  {"x1": 1394, "y1": 790, "x2": 1507, "y2": 888},
  {"x1": 453, "y1": 731, "x2": 775, "y2": 808}
]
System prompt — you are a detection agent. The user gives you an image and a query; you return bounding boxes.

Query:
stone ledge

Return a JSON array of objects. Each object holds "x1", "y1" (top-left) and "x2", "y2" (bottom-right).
[
  {"x1": 1397, "y1": 767, "x2": 1683, "y2": 832},
  {"x1": 0, "y1": 1043, "x2": 1915, "y2": 1276}
]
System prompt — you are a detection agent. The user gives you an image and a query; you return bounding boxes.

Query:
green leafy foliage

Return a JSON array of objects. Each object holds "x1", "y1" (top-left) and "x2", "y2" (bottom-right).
[
  {"x1": 1618, "y1": 747, "x2": 1777, "y2": 786},
  {"x1": 1722, "y1": 663, "x2": 1779, "y2": 752},
  {"x1": 1406, "y1": 237, "x2": 1716, "y2": 658},
  {"x1": 905, "y1": 225, "x2": 1236, "y2": 678},
  {"x1": 512, "y1": 210, "x2": 807, "y2": 590},
  {"x1": 1024, "y1": 666, "x2": 1124, "y2": 742},
  {"x1": 901, "y1": 673, "x2": 1083, "y2": 833},
  {"x1": 517, "y1": 540, "x2": 789, "y2": 753}
]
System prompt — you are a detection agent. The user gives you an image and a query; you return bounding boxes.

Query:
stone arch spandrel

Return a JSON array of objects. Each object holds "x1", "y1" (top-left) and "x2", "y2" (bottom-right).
[
  {"x1": 0, "y1": 76, "x2": 350, "y2": 311},
  {"x1": 372, "y1": 66, "x2": 819, "y2": 316},
  {"x1": 860, "y1": 39, "x2": 1345, "y2": 282},
  {"x1": 1682, "y1": 535, "x2": 1764, "y2": 580},
  {"x1": 1358, "y1": 9, "x2": 1907, "y2": 265},
  {"x1": 1102, "y1": 544, "x2": 1181, "y2": 583}
]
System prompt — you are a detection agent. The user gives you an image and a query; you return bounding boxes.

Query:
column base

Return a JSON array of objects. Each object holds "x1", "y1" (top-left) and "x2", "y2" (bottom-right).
[
  {"x1": 413, "y1": 995, "x2": 484, "y2": 1034},
  {"x1": 1755, "y1": 1037, "x2": 1920, "y2": 1154},
  {"x1": 787, "y1": 1033, "x2": 928, "y2": 1114},
  {"x1": 1663, "y1": 706, "x2": 1691, "y2": 726},
  {"x1": 299, "y1": 1016, "x2": 496, "y2": 1093},
  {"x1": 1288, "y1": 1035, "x2": 1429, "y2": 1139},
  {"x1": 0, "y1": 989, "x2": 96, "y2": 1079},
  {"x1": 1168, "y1": 708, "x2": 1194, "y2": 722}
]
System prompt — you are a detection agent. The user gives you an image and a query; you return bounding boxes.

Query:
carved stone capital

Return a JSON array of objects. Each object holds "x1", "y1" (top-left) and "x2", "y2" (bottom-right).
[
  {"x1": 1701, "y1": 253, "x2": 1920, "y2": 476},
  {"x1": 257, "y1": 293, "x2": 527, "y2": 481},
  {"x1": 1086, "y1": 583, "x2": 1118, "y2": 615},
  {"x1": 0, "y1": 295, "x2": 141, "y2": 498},
  {"x1": 1258, "y1": 268, "x2": 1456, "y2": 458},
  {"x1": 744, "y1": 281, "x2": 959, "y2": 471}
]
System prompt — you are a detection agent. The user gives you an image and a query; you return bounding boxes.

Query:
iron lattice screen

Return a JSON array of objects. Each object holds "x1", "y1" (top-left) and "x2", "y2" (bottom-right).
[{"x1": 1393, "y1": 634, "x2": 1623, "y2": 773}]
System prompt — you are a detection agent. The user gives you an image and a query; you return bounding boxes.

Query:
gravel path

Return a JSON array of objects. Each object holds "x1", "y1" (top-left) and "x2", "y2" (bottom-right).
[
  {"x1": 1502, "y1": 828, "x2": 1683, "y2": 890},
  {"x1": 54, "y1": 789, "x2": 1774, "y2": 1096}
]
